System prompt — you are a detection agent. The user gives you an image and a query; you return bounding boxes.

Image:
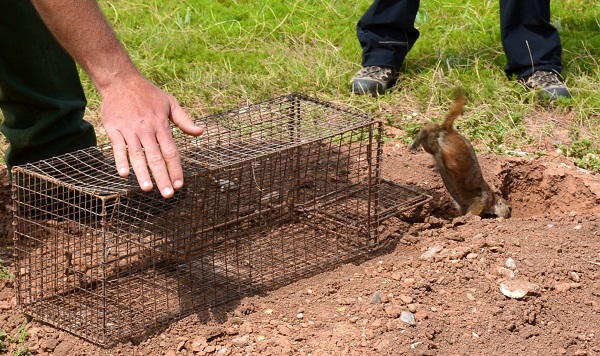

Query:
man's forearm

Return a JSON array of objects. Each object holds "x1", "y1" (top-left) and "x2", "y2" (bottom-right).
[
  {"x1": 30, "y1": 0, "x2": 204, "y2": 198},
  {"x1": 30, "y1": 0, "x2": 139, "y2": 94}
]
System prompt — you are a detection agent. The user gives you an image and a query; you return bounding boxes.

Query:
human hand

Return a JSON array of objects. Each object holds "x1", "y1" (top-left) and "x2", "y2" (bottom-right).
[
  {"x1": 100, "y1": 74, "x2": 204, "y2": 198},
  {"x1": 29, "y1": 0, "x2": 204, "y2": 198}
]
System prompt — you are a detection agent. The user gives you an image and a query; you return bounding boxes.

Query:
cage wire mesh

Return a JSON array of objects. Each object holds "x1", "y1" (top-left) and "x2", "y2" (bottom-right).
[{"x1": 12, "y1": 93, "x2": 432, "y2": 345}]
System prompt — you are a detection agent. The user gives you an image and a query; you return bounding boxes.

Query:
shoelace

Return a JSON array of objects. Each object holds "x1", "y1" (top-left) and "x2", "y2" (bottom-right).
[
  {"x1": 526, "y1": 71, "x2": 564, "y2": 88},
  {"x1": 358, "y1": 66, "x2": 394, "y2": 80}
]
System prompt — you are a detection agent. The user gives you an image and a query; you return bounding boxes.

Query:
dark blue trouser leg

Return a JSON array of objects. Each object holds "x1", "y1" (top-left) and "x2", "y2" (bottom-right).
[
  {"x1": 500, "y1": 0, "x2": 563, "y2": 79},
  {"x1": 356, "y1": 0, "x2": 420, "y2": 69},
  {"x1": 0, "y1": 0, "x2": 97, "y2": 171}
]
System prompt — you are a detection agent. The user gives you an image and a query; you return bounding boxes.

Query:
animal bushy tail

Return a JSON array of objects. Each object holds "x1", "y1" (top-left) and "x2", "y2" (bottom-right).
[{"x1": 441, "y1": 93, "x2": 466, "y2": 132}]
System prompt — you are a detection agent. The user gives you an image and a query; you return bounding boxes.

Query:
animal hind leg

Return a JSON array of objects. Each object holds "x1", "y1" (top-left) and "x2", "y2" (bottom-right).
[{"x1": 465, "y1": 199, "x2": 484, "y2": 217}]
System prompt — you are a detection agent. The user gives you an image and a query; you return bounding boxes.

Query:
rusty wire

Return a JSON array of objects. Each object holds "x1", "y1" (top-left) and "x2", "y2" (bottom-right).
[{"x1": 12, "y1": 93, "x2": 431, "y2": 345}]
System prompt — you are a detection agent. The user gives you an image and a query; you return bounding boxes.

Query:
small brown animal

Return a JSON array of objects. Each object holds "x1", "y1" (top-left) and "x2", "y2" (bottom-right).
[{"x1": 410, "y1": 95, "x2": 512, "y2": 218}]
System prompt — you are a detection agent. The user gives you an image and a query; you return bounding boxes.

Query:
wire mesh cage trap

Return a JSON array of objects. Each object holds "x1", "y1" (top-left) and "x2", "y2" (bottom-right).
[{"x1": 12, "y1": 93, "x2": 431, "y2": 345}]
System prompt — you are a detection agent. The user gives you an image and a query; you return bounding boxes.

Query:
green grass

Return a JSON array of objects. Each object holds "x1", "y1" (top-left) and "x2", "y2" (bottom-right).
[
  {"x1": 0, "y1": 259, "x2": 14, "y2": 280},
  {"x1": 0, "y1": 321, "x2": 31, "y2": 356},
  {"x1": 1, "y1": 0, "x2": 600, "y2": 166},
  {"x1": 90, "y1": 0, "x2": 600, "y2": 155}
]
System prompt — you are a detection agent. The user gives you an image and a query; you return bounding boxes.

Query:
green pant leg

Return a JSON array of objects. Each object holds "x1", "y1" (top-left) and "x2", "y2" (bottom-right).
[{"x1": 0, "y1": 0, "x2": 97, "y2": 171}]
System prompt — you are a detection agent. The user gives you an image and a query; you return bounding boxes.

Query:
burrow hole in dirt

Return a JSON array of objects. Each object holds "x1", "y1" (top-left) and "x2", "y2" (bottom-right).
[
  {"x1": 499, "y1": 159, "x2": 599, "y2": 218},
  {"x1": 405, "y1": 158, "x2": 599, "y2": 221}
]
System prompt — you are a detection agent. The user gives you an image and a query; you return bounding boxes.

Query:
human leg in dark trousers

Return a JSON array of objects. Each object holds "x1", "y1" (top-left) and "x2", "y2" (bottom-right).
[
  {"x1": 0, "y1": 0, "x2": 97, "y2": 172},
  {"x1": 500, "y1": 0, "x2": 570, "y2": 99},
  {"x1": 352, "y1": 0, "x2": 420, "y2": 95}
]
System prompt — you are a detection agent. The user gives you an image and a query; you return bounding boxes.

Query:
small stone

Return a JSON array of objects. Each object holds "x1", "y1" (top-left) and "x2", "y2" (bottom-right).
[
  {"x1": 205, "y1": 345, "x2": 216, "y2": 353},
  {"x1": 296, "y1": 313, "x2": 304, "y2": 319},
  {"x1": 229, "y1": 317, "x2": 244, "y2": 325},
  {"x1": 403, "y1": 278, "x2": 415, "y2": 286},
  {"x1": 391, "y1": 272, "x2": 402, "y2": 280},
  {"x1": 569, "y1": 272, "x2": 580, "y2": 283},
  {"x1": 40, "y1": 338, "x2": 60, "y2": 353},
  {"x1": 399, "y1": 294, "x2": 413, "y2": 304},
  {"x1": 239, "y1": 323, "x2": 253, "y2": 335},
  {"x1": 400, "y1": 311, "x2": 417, "y2": 326},
  {"x1": 466, "y1": 293, "x2": 476, "y2": 301},
  {"x1": 420, "y1": 245, "x2": 444, "y2": 260},
  {"x1": 415, "y1": 310, "x2": 429, "y2": 320},
  {"x1": 446, "y1": 233, "x2": 465, "y2": 242},
  {"x1": 496, "y1": 266, "x2": 515, "y2": 279},
  {"x1": 225, "y1": 326, "x2": 238, "y2": 335},
  {"x1": 28, "y1": 344, "x2": 41, "y2": 353},
  {"x1": 341, "y1": 297, "x2": 355, "y2": 305},
  {"x1": 505, "y1": 258, "x2": 517, "y2": 269},
  {"x1": 277, "y1": 325, "x2": 291, "y2": 336},
  {"x1": 203, "y1": 325, "x2": 226, "y2": 340},
  {"x1": 527, "y1": 312, "x2": 537, "y2": 325},
  {"x1": 380, "y1": 293, "x2": 389, "y2": 303},
  {"x1": 449, "y1": 246, "x2": 471, "y2": 259},
  {"x1": 411, "y1": 341, "x2": 424, "y2": 349},
  {"x1": 191, "y1": 337, "x2": 207, "y2": 352},
  {"x1": 466, "y1": 253, "x2": 479, "y2": 260},
  {"x1": 370, "y1": 291, "x2": 382, "y2": 304},
  {"x1": 384, "y1": 304, "x2": 403, "y2": 318},
  {"x1": 25, "y1": 327, "x2": 41, "y2": 343},
  {"x1": 554, "y1": 282, "x2": 572, "y2": 293},
  {"x1": 499, "y1": 279, "x2": 539, "y2": 299},
  {"x1": 53, "y1": 341, "x2": 74, "y2": 354},
  {"x1": 407, "y1": 304, "x2": 417, "y2": 313},
  {"x1": 232, "y1": 335, "x2": 249, "y2": 348}
]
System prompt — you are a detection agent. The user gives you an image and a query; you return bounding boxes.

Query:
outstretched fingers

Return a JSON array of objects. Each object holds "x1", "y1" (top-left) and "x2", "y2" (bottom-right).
[
  {"x1": 147, "y1": 130, "x2": 182, "y2": 196},
  {"x1": 100, "y1": 77, "x2": 203, "y2": 198},
  {"x1": 168, "y1": 95, "x2": 204, "y2": 137}
]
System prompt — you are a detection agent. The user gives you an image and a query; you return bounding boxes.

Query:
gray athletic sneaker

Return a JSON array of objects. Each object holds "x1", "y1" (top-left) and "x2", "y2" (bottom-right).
[
  {"x1": 522, "y1": 70, "x2": 571, "y2": 100},
  {"x1": 351, "y1": 66, "x2": 399, "y2": 95}
]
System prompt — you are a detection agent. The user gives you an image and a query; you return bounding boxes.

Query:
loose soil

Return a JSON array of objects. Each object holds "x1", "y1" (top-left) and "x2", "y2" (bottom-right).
[{"x1": 1, "y1": 126, "x2": 600, "y2": 355}]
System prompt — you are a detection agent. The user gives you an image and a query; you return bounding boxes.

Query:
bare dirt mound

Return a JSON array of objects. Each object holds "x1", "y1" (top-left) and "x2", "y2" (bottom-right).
[
  {"x1": 1, "y1": 144, "x2": 600, "y2": 355},
  {"x1": 387, "y1": 146, "x2": 600, "y2": 220}
]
